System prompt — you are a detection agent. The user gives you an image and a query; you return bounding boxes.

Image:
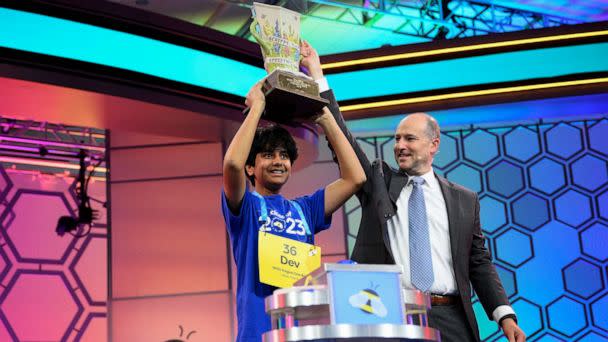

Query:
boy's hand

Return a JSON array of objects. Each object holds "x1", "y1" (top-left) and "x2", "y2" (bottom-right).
[
  {"x1": 300, "y1": 40, "x2": 323, "y2": 80},
  {"x1": 245, "y1": 79, "x2": 266, "y2": 109}
]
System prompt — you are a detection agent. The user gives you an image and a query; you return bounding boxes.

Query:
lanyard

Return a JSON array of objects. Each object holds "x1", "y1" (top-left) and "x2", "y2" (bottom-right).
[{"x1": 251, "y1": 191, "x2": 312, "y2": 236}]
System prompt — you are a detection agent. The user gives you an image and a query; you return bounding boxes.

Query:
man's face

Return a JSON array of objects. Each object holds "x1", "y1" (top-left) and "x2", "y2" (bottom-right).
[
  {"x1": 247, "y1": 148, "x2": 292, "y2": 193},
  {"x1": 393, "y1": 114, "x2": 439, "y2": 175}
]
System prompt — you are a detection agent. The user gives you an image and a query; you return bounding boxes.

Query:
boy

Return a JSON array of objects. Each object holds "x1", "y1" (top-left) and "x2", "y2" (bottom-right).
[{"x1": 221, "y1": 78, "x2": 365, "y2": 342}]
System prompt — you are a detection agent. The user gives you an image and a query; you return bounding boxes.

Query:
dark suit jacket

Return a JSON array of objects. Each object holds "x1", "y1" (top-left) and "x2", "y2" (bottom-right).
[{"x1": 321, "y1": 89, "x2": 510, "y2": 341}]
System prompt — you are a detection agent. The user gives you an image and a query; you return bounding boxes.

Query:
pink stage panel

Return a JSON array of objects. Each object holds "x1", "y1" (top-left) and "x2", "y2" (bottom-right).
[
  {"x1": 7, "y1": 192, "x2": 74, "y2": 261},
  {"x1": 111, "y1": 176, "x2": 228, "y2": 297},
  {"x1": 0, "y1": 272, "x2": 80, "y2": 341},
  {"x1": 73, "y1": 235, "x2": 108, "y2": 304},
  {"x1": 77, "y1": 314, "x2": 107, "y2": 342},
  {"x1": 0, "y1": 170, "x2": 108, "y2": 341},
  {"x1": 111, "y1": 142, "x2": 222, "y2": 181},
  {"x1": 110, "y1": 130, "x2": 205, "y2": 147},
  {"x1": 112, "y1": 292, "x2": 233, "y2": 341}
]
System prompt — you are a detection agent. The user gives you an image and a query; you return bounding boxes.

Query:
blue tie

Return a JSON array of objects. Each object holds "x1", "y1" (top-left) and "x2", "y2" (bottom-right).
[{"x1": 409, "y1": 176, "x2": 434, "y2": 292}]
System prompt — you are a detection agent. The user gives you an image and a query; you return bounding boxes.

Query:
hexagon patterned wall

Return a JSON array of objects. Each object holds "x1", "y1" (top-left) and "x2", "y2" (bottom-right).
[
  {"x1": 345, "y1": 117, "x2": 608, "y2": 341},
  {"x1": 0, "y1": 169, "x2": 107, "y2": 341}
]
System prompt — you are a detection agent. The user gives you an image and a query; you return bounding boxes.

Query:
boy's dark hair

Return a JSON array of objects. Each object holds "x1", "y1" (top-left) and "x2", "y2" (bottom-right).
[{"x1": 245, "y1": 125, "x2": 299, "y2": 185}]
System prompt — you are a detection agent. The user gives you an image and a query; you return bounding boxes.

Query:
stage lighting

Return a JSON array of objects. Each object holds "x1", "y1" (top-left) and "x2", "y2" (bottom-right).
[
  {"x1": 55, "y1": 205, "x2": 94, "y2": 236},
  {"x1": 55, "y1": 215, "x2": 77, "y2": 236},
  {"x1": 435, "y1": 26, "x2": 450, "y2": 40},
  {"x1": 55, "y1": 150, "x2": 99, "y2": 237}
]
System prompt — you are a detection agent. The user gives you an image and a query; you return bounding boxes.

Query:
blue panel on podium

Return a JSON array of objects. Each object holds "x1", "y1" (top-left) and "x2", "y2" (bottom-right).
[
  {"x1": 266, "y1": 263, "x2": 441, "y2": 341},
  {"x1": 329, "y1": 269, "x2": 404, "y2": 325}
]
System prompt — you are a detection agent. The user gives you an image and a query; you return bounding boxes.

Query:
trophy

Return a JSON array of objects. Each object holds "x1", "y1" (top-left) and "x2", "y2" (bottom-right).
[{"x1": 250, "y1": 2, "x2": 329, "y2": 123}]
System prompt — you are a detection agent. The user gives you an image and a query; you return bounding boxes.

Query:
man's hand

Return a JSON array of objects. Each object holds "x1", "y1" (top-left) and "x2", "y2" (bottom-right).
[
  {"x1": 313, "y1": 107, "x2": 332, "y2": 126},
  {"x1": 300, "y1": 40, "x2": 323, "y2": 80},
  {"x1": 245, "y1": 79, "x2": 266, "y2": 110},
  {"x1": 501, "y1": 318, "x2": 526, "y2": 342}
]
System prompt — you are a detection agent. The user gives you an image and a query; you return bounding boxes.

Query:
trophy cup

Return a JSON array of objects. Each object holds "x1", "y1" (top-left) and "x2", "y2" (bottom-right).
[{"x1": 250, "y1": 2, "x2": 329, "y2": 123}]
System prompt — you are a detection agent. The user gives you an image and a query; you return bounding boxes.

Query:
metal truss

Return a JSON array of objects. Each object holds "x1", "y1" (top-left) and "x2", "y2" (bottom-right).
[
  {"x1": 230, "y1": 0, "x2": 583, "y2": 40},
  {"x1": 0, "y1": 116, "x2": 106, "y2": 167}
]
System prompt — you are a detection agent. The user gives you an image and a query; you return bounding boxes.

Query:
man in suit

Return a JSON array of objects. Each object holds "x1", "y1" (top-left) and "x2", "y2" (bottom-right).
[{"x1": 300, "y1": 41, "x2": 526, "y2": 342}]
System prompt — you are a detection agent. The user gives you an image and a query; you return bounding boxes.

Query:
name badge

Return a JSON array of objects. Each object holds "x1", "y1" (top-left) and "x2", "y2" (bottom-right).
[{"x1": 258, "y1": 232, "x2": 321, "y2": 288}]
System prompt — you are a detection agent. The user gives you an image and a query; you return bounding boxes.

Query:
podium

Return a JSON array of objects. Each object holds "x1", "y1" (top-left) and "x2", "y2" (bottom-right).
[{"x1": 262, "y1": 263, "x2": 441, "y2": 341}]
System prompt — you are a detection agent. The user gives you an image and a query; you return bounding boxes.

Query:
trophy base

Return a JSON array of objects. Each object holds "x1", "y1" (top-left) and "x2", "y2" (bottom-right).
[{"x1": 261, "y1": 70, "x2": 330, "y2": 123}]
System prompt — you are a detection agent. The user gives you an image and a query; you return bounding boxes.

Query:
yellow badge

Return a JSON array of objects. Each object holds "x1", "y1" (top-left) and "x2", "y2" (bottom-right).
[{"x1": 258, "y1": 232, "x2": 321, "y2": 288}]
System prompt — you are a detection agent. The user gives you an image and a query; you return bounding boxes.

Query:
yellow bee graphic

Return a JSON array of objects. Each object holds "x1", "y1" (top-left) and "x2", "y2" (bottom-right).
[{"x1": 348, "y1": 286, "x2": 388, "y2": 318}]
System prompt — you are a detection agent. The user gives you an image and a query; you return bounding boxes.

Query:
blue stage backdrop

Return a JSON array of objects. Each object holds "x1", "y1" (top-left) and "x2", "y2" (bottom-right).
[{"x1": 344, "y1": 117, "x2": 608, "y2": 341}]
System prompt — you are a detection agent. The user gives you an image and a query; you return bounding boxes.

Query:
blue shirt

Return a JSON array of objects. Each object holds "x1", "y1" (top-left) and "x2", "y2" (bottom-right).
[{"x1": 221, "y1": 188, "x2": 331, "y2": 342}]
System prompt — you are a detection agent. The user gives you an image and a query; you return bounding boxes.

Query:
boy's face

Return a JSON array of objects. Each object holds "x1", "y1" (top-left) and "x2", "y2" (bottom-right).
[{"x1": 246, "y1": 148, "x2": 292, "y2": 194}]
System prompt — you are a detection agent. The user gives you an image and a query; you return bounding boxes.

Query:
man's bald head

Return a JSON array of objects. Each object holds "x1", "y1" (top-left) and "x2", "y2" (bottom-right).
[
  {"x1": 400, "y1": 112, "x2": 440, "y2": 140},
  {"x1": 393, "y1": 113, "x2": 441, "y2": 175}
]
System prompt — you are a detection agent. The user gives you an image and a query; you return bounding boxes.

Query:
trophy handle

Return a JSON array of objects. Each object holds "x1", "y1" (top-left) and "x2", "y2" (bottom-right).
[{"x1": 250, "y1": 19, "x2": 271, "y2": 56}]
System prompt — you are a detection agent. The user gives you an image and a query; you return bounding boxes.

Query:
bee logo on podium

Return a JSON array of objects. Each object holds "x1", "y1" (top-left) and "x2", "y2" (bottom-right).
[{"x1": 348, "y1": 285, "x2": 388, "y2": 318}]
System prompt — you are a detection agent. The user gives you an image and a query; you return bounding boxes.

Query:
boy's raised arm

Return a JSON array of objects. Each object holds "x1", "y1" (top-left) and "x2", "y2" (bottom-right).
[{"x1": 223, "y1": 81, "x2": 265, "y2": 212}]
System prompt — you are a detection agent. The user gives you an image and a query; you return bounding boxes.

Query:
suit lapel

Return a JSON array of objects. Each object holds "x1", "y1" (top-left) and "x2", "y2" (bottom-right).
[
  {"x1": 437, "y1": 175, "x2": 461, "y2": 259},
  {"x1": 388, "y1": 170, "x2": 408, "y2": 204}
]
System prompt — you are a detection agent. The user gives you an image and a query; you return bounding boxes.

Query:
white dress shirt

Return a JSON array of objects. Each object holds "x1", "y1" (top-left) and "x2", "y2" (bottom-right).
[
  {"x1": 387, "y1": 169, "x2": 514, "y2": 322},
  {"x1": 387, "y1": 169, "x2": 457, "y2": 294}
]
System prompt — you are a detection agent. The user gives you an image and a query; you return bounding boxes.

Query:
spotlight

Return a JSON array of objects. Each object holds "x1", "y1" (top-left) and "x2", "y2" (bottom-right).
[
  {"x1": 435, "y1": 26, "x2": 450, "y2": 40},
  {"x1": 39, "y1": 146, "x2": 48, "y2": 157},
  {"x1": 55, "y1": 205, "x2": 94, "y2": 236},
  {"x1": 55, "y1": 216, "x2": 77, "y2": 236},
  {"x1": 55, "y1": 150, "x2": 99, "y2": 237}
]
